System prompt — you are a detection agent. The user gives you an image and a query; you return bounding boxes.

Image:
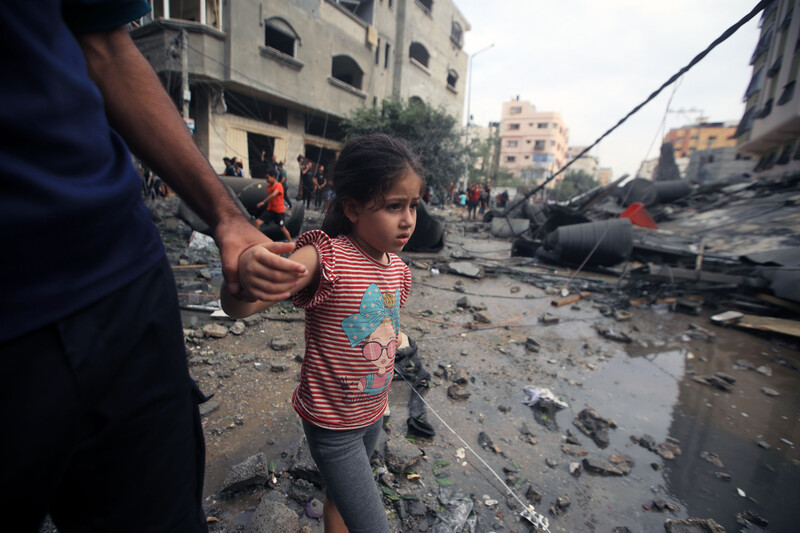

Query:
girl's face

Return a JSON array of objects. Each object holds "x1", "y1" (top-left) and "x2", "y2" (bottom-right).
[{"x1": 346, "y1": 171, "x2": 422, "y2": 263}]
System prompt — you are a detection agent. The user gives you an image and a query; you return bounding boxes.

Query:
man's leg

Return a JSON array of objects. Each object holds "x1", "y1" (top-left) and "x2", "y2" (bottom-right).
[{"x1": 50, "y1": 259, "x2": 206, "y2": 532}]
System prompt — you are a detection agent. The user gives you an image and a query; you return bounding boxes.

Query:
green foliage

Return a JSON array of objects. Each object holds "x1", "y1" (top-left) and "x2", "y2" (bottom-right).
[
  {"x1": 342, "y1": 99, "x2": 464, "y2": 192},
  {"x1": 551, "y1": 170, "x2": 601, "y2": 202}
]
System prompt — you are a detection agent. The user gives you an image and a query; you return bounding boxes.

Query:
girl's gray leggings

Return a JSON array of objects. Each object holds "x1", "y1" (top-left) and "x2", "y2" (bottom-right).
[{"x1": 302, "y1": 418, "x2": 390, "y2": 533}]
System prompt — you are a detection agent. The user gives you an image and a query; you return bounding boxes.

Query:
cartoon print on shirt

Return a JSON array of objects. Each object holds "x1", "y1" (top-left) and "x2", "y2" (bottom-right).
[{"x1": 338, "y1": 283, "x2": 399, "y2": 400}]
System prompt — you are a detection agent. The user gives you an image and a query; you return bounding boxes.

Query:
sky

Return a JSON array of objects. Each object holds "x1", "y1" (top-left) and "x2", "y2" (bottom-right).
[{"x1": 453, "y1": 0, "x2": 763, "y2": 179}]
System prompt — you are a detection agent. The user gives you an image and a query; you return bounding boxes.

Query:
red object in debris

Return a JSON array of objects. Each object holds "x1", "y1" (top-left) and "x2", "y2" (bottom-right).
[{"x1": 619, "y1": 202, "x2": 658, "y2": 229}]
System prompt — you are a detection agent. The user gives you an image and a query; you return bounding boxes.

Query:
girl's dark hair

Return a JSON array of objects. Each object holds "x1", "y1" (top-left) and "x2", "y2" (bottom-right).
[{"x1": 322, "y1": 134, "x2": 425, "y2": 237}]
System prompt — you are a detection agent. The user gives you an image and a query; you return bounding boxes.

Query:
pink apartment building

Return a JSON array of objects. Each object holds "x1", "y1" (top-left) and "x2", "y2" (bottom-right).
[{"x1": 499, "y1": 98, "x2": 569, "y2": 185}]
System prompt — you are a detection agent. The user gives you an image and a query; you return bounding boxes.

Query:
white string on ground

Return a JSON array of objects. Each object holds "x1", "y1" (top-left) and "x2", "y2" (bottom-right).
[{"x1": 393, "y1": 371, "x2": 552, "y2": 532}]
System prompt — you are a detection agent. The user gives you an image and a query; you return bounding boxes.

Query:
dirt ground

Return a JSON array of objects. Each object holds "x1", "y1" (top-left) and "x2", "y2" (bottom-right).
[{"x1": 165, "y1": 200, "x2": 799, "y2": 533}]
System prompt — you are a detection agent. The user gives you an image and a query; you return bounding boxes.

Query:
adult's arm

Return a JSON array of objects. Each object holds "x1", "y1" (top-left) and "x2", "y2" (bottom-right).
[{"x1": 76, "y1": 26, "x2": 307, "y2": 296}]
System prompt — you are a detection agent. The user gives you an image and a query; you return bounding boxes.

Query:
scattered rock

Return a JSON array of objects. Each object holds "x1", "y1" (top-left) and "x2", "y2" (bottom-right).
[
  {"x1": 582, "y1": 457, "x2": 628, "y2": 476},
  {"x1": 714, "y1": 472, "x2": 731, "y2": 481},
  {"x1": 755, "y1": 365, "x2": 773, "y2": 376},
  {"x1": 451, "y1": 367, "x2": 470, "y2": 385},
  {"x1": 199, "y1": 400, "x2": 220, "y2": 417},
  {"x1": 447, "y1": 384, "x2": 471, "y2": 400},
  {"x1": 761, "y1": 387, "x2": 779, "y2": 397},
  {"x1": 524, "y1": 337, "x2": 541, "y2": 352},
  {"x1": 756, "y1": 440, "x2": 771, "y2": 450},
  {"x1": 540, "y1": 313, "x2": 560, "y2": 325},
  {"x1": 736, "y1": 510, "x2": 769, "y2": 528},
  {"x1": 455, "y1": 296, "x2": 472, "y2": 309},
  {"x1": 473, "y1": 310, "x2": 492, "y2": 324},
  {"x1": 202, "y1": 323, "x2": 228, "y2": 338},
  {"x1": 648, "y1": 499, "x2": 679, "y2": 513},
  {"x1": 596, "y1": 327, "x2": 633, "y2": 343},
  {"x1": 573, "y1": 408, "x2": 616, "y2": 448},
  {"x1": 699, "y1": 451, "x2": 724, "y2": 468},
  {"x1": 525, "y1": 485, "x2": 543, "y2": 503},
  {"x1": 229, "y1": 320, "x2": 246, "y2": 335},
  {"x1": 569, "y1": 462, "x2": 583, "y2": 476},
  {"x1": 384, "y1": 434, "x2": 422, "y2": 474},
  {"x1": 244, "y1": 498, "x2": 301, "y2": 533},
  {"x1": 448, "y1": 261, "x2": 484, "y2": 279},
  {"x1": 664, "y1": 518, "x2": 726, "y2": 533},
  {"x1": 478, "y1": 432, "x2": 501, "y2": 454},
  {"x1": 270, "y1": 337, "x2": 294, "y2": 351},
  {"x1": 561, "y1": 444, "x2": 588, "y2": 457},
  {"x1": 220, "y1": 453, "x2": 269, "y2": 495},
  {"x1": 290, "y1": 437, "x2": 322, "y2": 487},
  {"x1": 306, "y1": 498, "x2": 324, "y2": 519}
]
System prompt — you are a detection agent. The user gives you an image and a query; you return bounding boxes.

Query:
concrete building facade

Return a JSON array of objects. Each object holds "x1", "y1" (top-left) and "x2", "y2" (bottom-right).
[
  {"x1": 498, "y1": 98, "x2": 569, "y2": 185},
  {"x1": 565, "y1": 145, "x2": 599, "y2": 180},
  {"x1": 663, "y1": 120, "x2": 739, "y2": 159},
  {"x1": 736, "y1": 1, "x2": 800, "y2": 178},
  {"x1": 131, "y1": 0, "x2": 469, "y2": 185}
]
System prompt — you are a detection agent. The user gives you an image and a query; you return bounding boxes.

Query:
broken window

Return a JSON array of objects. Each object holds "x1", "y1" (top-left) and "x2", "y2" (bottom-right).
[
  {"x1": 409, "y1": 42, "x2": 429, "y2": 69},
  {"x1": 264, "y1": 18, "x2": 299, "y2": 57},
  {"x1": 331, "y1": 55, "x2": 364, "y2": 90},
  {"x1": 384, "y1": 42, "x2": 391, "y2": 69},
  {"x1": 147, "y1": 0, "x2": 222, "y2": 29},
  {"x1": 224, "y1": 89, "x2": 288, "y2": 127},
  {"x1": 328, "y1": 0, "x2": 375, "y2": 25},
  {"x1": 537, "y1": 123, "x2": 547, "y2": 128},
  {"x1": 451, "y1": 21, "x2": 463, "y2": 48},
  {"x1": 508, "y1": 123, "x2": 520, "y2": 130},
  {"x1": 446, "y1": 69, "x2": 458, "y2": 90},
  {"x1": 506, "y1": 156, "x2": 516, "y2": 162},
  {"x1": 534, "y1": 140, "x2": 545, "y2": 150},
  {"x1": 744, "y1": 66, "x2": 765, "y2": 99},
  {"x1": 416, "y1": 0, "x2": 433, "y2": 15},
  {"x1": 508, "y1": 140, "x2": 518, "y2": 147},
  {"x1": 510, "y1": 106, "x2": 521, "y2": 114},
  {"x1": 777, "y1": 80, "x2": 795, "y2": 105},
  {"x1": 305, "y1": 114, "x2": 345, "y2": 141}
]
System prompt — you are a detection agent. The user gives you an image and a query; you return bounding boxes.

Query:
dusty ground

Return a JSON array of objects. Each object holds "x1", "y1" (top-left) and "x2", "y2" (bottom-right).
[{"x1": 164, "y1": 199, "x2": 799, "y2": 533}]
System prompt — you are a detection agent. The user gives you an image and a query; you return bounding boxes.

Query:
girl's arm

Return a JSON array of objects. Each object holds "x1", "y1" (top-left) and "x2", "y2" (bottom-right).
[{"x1": 221, "y1": 244, "x2": 320, "y2": 318}]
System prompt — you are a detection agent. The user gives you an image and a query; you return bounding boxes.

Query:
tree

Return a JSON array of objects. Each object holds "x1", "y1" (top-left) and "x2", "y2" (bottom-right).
[
  {"x1": 551, "y1": 170, "x2": 600, "y2": 202},
  {"x1": 342, "y1": 99, "x2": 464, "y2": 194}
]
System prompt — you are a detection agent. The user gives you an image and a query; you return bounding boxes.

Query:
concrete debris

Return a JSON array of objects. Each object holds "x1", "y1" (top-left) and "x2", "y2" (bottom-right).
[
  {"x1": 664, "y1": 518, "x2": 726, "y2": 532},
  {"x1": 220, "y1": 453, "x2": 269, "y2": 495}
]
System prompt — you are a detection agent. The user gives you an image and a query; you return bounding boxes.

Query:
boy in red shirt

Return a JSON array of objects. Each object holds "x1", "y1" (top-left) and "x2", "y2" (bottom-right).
[{"x1": 255, "y1": 168, "x2": 293, "y2": 244}]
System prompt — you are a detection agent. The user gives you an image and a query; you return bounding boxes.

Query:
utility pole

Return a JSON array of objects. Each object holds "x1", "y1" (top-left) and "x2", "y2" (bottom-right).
[
  {"x1": 462, "y1": 43, "x2": 494, "y2": 192},
  {"x1": 181, "y1": 29, "x2": 190, "y2": 119}
]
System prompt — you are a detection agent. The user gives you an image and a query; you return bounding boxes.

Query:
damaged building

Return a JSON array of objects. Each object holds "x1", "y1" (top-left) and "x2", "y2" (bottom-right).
[
  {"x1": 131, "y1": 0, "x2": 470, "y2": 181},
  {"x1": 736, "y1": 0, "x2": 800, "y2": 178}
]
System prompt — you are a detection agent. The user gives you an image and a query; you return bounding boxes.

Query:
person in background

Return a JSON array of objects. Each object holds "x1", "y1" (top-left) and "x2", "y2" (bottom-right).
[
  {"x1": 0, "y1": 2, "x2": 307, "y2": 531},
  {"x1": 277, "y1": 161, "x2": 291, "y2": 209},
  {"x1": 223, "y1": 156, "x2": 236, "y2": 176},
  {"x1": 223, "y1": 134, "x2": 422, "y2": 533},
  {"x1": 314, "y1": 165, "x2": 327, "y2": 211},
  {"x1": 301, "y1": 160, "x2": 315, "y2": 210},
  {"x1": 255, "y1": 167, "x2": 293, "y2": 244},
  {"x1": 235, "y1": 160, "x2": 244, "y2": 177}
]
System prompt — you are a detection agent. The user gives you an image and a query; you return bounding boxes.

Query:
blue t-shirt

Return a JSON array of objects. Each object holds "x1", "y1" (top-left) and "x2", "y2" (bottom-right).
[{"x1": 0, "y1": 1, "x2": 164, "y2": 342}]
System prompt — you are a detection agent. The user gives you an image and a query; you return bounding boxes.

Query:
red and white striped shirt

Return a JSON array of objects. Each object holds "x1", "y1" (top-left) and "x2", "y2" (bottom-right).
[{"x1": 292, "y1": 230, "x2": 411, "y2": 430}]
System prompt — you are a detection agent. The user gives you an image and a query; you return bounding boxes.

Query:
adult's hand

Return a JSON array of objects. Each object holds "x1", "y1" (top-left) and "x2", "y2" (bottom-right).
[{"x1": 214, "y1": 216, "x2": 305, "y2": 300}]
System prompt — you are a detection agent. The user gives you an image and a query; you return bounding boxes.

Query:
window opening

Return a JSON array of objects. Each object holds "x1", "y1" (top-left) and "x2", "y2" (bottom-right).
[
  {"x1": 451, "y1": 21, "x2": 463, "y2": 48},
  {"x1": 416, "y1": 0, "x2": 433, "y2": 15},
  {"x1": 329, "y1": 0, "x2": 375, "y2": 24},
  {"x1": 331, "y1": 55, "x2": 364, "y2": 90},
  {"x1": 409, "y1": 42, "x2": 429, "y2": 68},
  {"x1": 446, "y1": 69, "x2": 458, "y2": 89},
  {"x1": 264, "y1": 19, "x2": 297, "y2": 57}
]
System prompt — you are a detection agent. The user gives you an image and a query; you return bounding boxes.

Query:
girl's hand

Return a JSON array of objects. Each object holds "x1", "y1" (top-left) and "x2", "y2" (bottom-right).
[{"x1": 238, "y1": 242, "x2": 306, "y2": 302}]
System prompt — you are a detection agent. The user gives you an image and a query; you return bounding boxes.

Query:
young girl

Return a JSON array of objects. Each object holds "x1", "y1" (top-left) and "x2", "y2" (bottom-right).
[{"x1": 222, "y1": 134, "x2": 424, "y2": 533}]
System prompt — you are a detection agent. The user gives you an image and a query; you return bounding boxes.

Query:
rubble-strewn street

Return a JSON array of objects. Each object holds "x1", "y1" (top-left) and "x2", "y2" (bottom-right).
[{"x1": 145, "y1": 183, "x2": 799, "y2": 533}]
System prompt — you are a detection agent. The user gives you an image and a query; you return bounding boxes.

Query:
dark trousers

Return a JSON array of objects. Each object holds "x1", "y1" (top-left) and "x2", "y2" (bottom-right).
[{"x1": 0, "y1": 258, "x2": 208, "y2": 532}]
